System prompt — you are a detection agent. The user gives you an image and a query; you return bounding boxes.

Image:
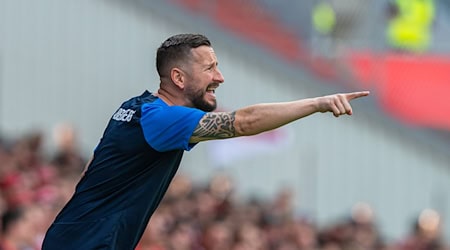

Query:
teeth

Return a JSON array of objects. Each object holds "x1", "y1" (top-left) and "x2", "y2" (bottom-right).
[{"x1": 207, "y1": 84, "x2": 217, "y2": 94}]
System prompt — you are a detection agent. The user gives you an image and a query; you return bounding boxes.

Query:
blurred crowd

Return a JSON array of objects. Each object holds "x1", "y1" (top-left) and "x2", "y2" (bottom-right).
[
  {"x1": 137, "y1": 175, "x2": 449, "y2": 250},
  {"x1": 0, "y1": 128, "x2": 448, "y2": 250}
]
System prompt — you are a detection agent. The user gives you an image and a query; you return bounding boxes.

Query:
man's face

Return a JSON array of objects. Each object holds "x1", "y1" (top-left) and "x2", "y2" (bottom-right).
[{"x1": 183, "y1": 46, "x2": 224, "y2": 112}]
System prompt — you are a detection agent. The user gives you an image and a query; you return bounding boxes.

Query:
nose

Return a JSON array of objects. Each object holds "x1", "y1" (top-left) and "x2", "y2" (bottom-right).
[{"x1": 214, "y1": 68, "x2": 225, "y2": 83}]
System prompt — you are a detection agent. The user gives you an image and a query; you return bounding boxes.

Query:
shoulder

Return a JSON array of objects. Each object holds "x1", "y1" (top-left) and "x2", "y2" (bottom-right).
[
  {"x1": 141, "y1": 98, "x2": 204, "y2": 117},
  {"x1": 124, "y1": 91, "x2": 158, "y2": 108}
]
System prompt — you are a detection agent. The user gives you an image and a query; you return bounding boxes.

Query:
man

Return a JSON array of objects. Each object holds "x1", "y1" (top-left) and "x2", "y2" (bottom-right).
[{"x1": 42, "y1": 34, "x2": 369, "y2": 249}]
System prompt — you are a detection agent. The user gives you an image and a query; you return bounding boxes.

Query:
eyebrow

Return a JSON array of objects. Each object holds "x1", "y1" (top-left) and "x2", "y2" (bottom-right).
[{"x1": 205, "y1": 61, "x2": 218, "y2": 69}]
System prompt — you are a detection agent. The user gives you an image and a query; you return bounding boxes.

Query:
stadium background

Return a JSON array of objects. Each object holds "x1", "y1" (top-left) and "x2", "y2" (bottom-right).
[{"x1": 0, "y1": 0, "x2": 449, "y2": 248}]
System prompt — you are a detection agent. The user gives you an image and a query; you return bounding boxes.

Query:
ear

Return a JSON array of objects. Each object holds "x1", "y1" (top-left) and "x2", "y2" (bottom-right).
[{"x1": 170, "y1": 67, "x2": 185, "y2": 90}]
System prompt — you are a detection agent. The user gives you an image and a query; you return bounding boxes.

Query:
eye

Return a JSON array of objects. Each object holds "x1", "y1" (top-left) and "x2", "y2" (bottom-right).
[{"x1": 206, "y1": 62, "x2": 218, "y2": 71}]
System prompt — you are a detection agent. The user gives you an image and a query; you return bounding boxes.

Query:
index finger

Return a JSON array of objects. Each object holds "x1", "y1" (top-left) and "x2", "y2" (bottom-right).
[{"x1": 345, "y1": 91, "x2": 370, "y2": 101}]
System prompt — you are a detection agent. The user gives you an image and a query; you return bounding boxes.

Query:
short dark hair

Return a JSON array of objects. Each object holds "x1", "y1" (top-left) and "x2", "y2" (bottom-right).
[
  {"x1": 156, "y1": 34, "x2": 211, "y2": 77},
  {"x1": 2, "y1": 207, "x2": 25, "y2": 234}
]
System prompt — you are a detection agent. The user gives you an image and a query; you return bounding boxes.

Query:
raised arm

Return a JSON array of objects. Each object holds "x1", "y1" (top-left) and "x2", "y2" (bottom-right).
[{"x1": 189, "y1": 91, "x2": 369, "y2": 143}]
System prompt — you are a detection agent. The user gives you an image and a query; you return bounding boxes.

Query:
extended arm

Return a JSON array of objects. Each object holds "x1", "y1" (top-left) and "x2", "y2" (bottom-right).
[{"x1": 189, "y1": 91, "x2": 369, "y2": 143}]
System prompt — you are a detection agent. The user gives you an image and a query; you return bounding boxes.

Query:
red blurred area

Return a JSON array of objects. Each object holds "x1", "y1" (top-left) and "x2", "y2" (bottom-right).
[{"x1": 347, "y1": 52, "x2": 450, "y2": 130}]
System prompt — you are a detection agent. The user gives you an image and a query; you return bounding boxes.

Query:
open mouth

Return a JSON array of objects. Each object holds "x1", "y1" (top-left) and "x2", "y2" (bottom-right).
[{"x1": 206, "y1": 85, "x2": 217, "y2": 95}]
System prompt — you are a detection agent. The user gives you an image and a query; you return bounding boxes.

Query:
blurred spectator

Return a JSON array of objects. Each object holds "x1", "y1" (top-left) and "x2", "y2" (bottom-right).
[
  {"x1": 51, "y1": 123, "x2": 86, "y2": 176},
  {"x1": 203, "y1": 221, "x2": 235, "y2": 250},
  {"x1": 311, "y1": 0, "x2": 370, "y2": 57},
  {"x1": 0, "y1": 207, "x2": 36, "y2": 250},
  {"x1": 386, "y1": 0, "x2": 436, "y2": 53},
  {"x1": 322, "y1": 0, "x2": 370, "y2": 40},
  {"x1": 137, "y1": 208, "x2": 172, "y2": 250},
  {"x1": 396, "y1": 209, "x2": 448, "y2": 250},
  {"x1": 168, "y1": 219, "x2": 201, "y2": 250}
]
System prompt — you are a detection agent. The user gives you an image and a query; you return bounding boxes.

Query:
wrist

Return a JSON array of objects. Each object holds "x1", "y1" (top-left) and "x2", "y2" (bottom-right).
[{"x1": 311, "y1": 97, "x2": 322, "y2": 113}]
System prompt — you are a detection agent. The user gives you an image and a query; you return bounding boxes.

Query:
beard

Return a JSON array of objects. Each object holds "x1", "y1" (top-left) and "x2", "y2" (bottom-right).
[{"x1": 186, "y1": 85, "x2": 217, "y2": 112}]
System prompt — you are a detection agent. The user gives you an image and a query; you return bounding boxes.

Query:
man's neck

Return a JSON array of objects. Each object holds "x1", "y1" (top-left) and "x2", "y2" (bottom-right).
[{"x1": 156, "y1": 87, "x2": 189, "y2": 107}]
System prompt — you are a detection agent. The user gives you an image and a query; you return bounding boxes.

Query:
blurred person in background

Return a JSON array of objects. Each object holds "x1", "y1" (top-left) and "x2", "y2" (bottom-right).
[
  {"x1": 42, "y1": 33, "x2": 369, "y2": 249},
  {"x1": 317, "y1": 202, "x2": 384, "y2": 250},
  {"x1": 0, "y1": 132, "x2": 48, "y2": 210},
  {"x1": 0, "y1": 207, "x2": 37, "y2": 250},
  {"x1": 348, "y1": 202, "x2": 384, "y2": 249},
  {"x1": 288, "y1": 220, "x2": 317, "y2": 250},
  {"x1": 167, "y1": 220, "x2": 202, "y2": 250},
  {"x1": 396, "y1": 209, "x2": 449, "y2": 250},
  {"x1": 234, "y1": 221, "x2": 269, "y2": 250},
  {"x1": 51, "y1": 123, "x2": 86, "y2": 176},
  {"x1": 386, "y1": 0, "x2": 436, "y2": 52},
  {"x1": 136, "y1": 208, "x2": 172, "y2": 250},
  {"x1": 202, "y1": 221, "x2": 235, "y2": 250}
]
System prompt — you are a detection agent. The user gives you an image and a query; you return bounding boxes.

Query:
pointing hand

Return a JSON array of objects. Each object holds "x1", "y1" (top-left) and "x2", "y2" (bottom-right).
[{"x1": 316, "y1": 91, "x2": 370, "y2": 117}]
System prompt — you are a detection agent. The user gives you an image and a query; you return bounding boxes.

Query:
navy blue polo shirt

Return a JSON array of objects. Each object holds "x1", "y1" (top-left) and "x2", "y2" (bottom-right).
[{"x1": 42, "y1": 91, "x2": 206, "y2": 250}]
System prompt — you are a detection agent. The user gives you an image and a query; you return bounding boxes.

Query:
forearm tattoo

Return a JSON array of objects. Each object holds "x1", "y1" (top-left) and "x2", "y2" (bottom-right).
[{"x1": 192, "y1": 112, "x2": 236, "y2": 140}]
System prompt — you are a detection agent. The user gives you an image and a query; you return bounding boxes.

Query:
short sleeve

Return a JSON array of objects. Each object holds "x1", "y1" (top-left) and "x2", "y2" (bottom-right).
[{"x1": 140, "y1": 99, "x2": 206, "y2": 152}]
